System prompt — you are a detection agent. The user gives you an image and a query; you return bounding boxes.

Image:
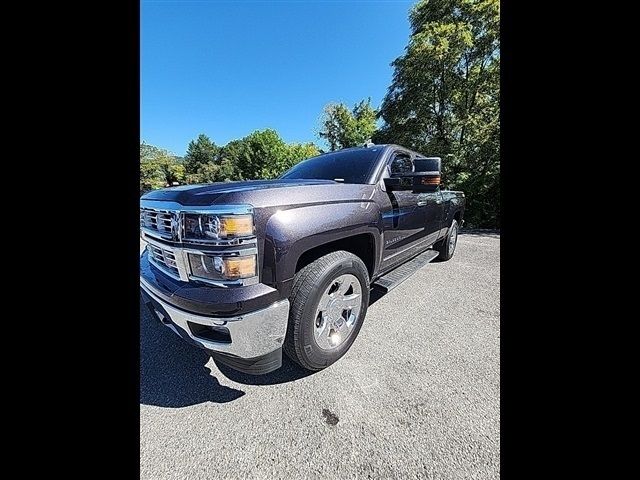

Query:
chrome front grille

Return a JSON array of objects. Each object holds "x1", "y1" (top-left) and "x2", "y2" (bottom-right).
[
  {"x1": 140, "y1": 209, "x2": 174, "y2": 239},
  {"x1": 147, "y1": 243, "x2": 180, "y2": 278}
]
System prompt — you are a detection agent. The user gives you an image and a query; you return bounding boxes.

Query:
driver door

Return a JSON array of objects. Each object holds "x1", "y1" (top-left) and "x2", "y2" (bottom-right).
[{"x1": 380, "y1": 150, "x2": 430, "y2": 271}]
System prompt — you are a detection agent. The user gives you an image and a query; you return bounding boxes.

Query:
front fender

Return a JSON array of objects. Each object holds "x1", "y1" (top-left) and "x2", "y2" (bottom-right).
[{"x1": 262, "y1": 201, "x2": 382, "y2": 286}]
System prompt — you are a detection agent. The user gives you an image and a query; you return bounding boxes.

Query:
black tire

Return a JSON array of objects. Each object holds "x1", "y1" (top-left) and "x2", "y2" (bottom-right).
[
  {"x1": 283, "y1": 250, "x2": 370, "y2": 371},
  {"x1": 435, "y1": 219, "x2": 459, "y2": 261}
]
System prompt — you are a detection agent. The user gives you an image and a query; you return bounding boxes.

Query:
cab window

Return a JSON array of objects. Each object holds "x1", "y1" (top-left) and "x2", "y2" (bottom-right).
[{"x1": 389, "y1": 152, "x2": 413, "y2": 176}]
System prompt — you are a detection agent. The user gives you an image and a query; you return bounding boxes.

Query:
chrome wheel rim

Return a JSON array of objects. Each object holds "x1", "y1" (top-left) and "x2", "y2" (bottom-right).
[
  {"x1": 449, "y1": 224, "x2": 458, "y2": 253},
  {"x1": 313, "y1": 274, "x2": 362, "y2": 350}
]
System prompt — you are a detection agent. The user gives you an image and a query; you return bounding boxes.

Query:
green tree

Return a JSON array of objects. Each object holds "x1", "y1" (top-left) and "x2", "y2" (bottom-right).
[
  {"x1": 140, "y1": 142, "x2": 185, "y2": 194},
  {"x1": 223, "y1": 129, "x2": 317, "y2": 180},
  {"x1": 184, "y1": 134, "x2": 219, "y2": 175},
  {"x1": 161, "y1": 131, "x2": 319, "y2": 187},
  {"x1": 185, "y1": 159, "x2": 236, "y2": 184},
  {"x1": 319, "y1": 98, "x2": 377, "y2": 151},
  {"x1": 375, "y1": 0, "x2": 500, "y2": 228},
  {"x1": 262, "y1": 142, "x2": 320, "y2": 179},
  {"x1": 235, "y1": 129, "x2": 288, "y2": 179},
  {"x1": 183, "y1": 133, "x2": 237, "y2": 184}
]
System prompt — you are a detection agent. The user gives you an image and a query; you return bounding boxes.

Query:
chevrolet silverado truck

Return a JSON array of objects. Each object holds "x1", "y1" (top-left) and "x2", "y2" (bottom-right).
[{"x1": 140, "y1": 144, "x2": 465, "y2": 374}]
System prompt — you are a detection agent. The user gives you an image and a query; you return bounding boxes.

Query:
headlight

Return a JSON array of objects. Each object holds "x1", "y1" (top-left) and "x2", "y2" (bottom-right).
[
  {"x1": 183, "y1": 213, "x2": 254, "y2": 241},
  {"x1": 188, "y1": 253, "x2": 257, "y2": 281}
]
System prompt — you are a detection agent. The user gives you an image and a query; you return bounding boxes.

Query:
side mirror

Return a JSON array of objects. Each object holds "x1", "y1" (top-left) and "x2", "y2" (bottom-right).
[
  {"x1": 407, "y1": 171, "x2": 441, "y2": 192},
  {"x1": 384, "y1": 176, "x2": 410, "y2": 190},
  {"x1": 384, "y1": 156, "x2": 442, "y2": 192},
  {"x1": 384, "y1": 171, "x2": 441, "y2": 192}
]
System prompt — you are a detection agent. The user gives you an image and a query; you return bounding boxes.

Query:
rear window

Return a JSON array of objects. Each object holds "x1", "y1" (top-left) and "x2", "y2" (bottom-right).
[{"x1": 280, "y1": 148, "x2": 383, "y2": 184}]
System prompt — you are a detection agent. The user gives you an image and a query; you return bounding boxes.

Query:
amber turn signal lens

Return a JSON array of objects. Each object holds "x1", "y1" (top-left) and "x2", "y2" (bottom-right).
[
  {"x1": 421, "y1": 175, "x2": 441, "y2": 185},
  {"x1": 220, "y1": 215, "x2": 254, "y2": 237},
  {"x1": 223, "y1": 255, "x2": 257, "y2": 279}
]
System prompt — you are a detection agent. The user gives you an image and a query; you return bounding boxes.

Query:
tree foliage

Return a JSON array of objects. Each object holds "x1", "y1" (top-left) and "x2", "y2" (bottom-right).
[
  {"x1": 231, "y1": 129, "x2": 289, "y2": 180},
  {"x1": 185, "y1": 159, "x2": 236, "y2": 185},
  {"x1": 184, "y1": 134, "x2": 219, "y2": 174},
  {"x1": 374, "y1": 0, "x2": 500, "y2": 227},
  {"x1": 226, "y1": 129, "x2": 319, "y2": 180},
  {"x1": 319, "y1": 99, "x2": 377, "y2": 151},
  {"x1": 141, "y1": 131, "x2": 319, "y2": 193},
  {"x1": 182, "y1": 134, "x2": 233, "y2": 184},
  {"x1": 140, "y1": 143, "x2": 185, "y2": 194}
]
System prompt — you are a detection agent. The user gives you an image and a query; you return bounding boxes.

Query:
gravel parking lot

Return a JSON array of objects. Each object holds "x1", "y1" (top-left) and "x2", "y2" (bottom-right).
[{"x1": 140, "y1": 232, "x2": 500, "y2": 479}]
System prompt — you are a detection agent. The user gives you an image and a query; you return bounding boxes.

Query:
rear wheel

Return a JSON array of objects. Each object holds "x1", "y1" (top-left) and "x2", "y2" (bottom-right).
[
  {"x1": 284, "y1": 251, "x2": 369, "y2": 371},
  {"x1": 435, "y1": 219, "x2": 459, "y2": 261}
]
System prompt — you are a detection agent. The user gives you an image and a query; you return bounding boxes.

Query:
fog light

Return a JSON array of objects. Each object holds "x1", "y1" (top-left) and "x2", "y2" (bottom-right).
[{"x1": 187, "y1": 253, "x2": 257, "y2": 281}]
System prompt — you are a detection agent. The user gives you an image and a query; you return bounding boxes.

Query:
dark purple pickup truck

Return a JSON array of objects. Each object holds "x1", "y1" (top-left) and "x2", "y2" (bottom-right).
[{"x1": 140, "y1": 144, "x2": 465, "y2": 374}]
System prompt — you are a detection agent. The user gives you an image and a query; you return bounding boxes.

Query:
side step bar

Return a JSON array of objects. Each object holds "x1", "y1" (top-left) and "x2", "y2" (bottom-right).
[{"x1": 372, "y1": 249, "x2": 440, "y2": 293}]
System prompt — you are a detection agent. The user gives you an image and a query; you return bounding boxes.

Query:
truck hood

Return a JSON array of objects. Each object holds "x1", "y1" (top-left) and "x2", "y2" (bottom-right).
[{"x1": 141, "y1": 179, "x2": 375, "y2": 208}]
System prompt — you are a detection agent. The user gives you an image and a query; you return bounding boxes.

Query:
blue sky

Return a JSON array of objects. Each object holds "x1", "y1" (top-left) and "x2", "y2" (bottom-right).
[{"x1": 141, "y1": 0, "x2": 414, "y2": 156}]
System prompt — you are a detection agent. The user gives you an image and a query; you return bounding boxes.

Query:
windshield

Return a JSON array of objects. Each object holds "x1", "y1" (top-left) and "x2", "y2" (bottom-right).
[{"x1": 280, "y1": 148, "x2": 384, "y2": 184}]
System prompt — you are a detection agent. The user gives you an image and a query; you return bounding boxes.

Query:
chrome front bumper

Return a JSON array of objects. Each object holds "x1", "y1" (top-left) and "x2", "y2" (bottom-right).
[{"x1": 140, "y1": 277, "x2": 290, "y2": 360}]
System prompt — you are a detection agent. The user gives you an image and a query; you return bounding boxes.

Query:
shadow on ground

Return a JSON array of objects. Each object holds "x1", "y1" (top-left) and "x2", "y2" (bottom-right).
[
  {"x1": 369, "y1": 287, "x2": 388, "y2": 306},
  {"x1": 140, "y1": 300, "x2": 246, "y2": 407},
  {"x1": 140, "y1": 297, "x2": 318, "y2": 406},
  {"x1": 139, "y1": 285, "x2": 394, "y2": 406},
  {"x1": 213, "y1": 354, "x2": 314, "y2": 386}
]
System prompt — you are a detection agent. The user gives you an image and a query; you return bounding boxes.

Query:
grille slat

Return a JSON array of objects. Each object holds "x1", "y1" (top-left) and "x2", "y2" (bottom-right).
[
  {"x1": 141, "y1": 209, "x2": 174, "y2": 239},
  {"x1": 147, "y1": 243, "x2": 179, "y2": 276}
]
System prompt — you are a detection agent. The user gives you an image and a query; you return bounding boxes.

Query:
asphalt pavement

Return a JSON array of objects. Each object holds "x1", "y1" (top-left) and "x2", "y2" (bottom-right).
[{"x1": 140, "y1": 232, "x2": 500, "y2": 479}]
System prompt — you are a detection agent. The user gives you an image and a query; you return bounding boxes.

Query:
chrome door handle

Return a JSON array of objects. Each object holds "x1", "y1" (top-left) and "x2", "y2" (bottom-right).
[{"x1": 417, "y1": 201, "x2": 427, "y2": 206}]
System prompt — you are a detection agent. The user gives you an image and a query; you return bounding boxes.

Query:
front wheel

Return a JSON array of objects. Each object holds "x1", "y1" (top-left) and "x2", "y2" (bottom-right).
[
  {"x1": 435, "y1": 219, "x2": 459, "y2": 261},
  {"x1": 283, "y1": 251, "x2": 370, "y2": 371}
]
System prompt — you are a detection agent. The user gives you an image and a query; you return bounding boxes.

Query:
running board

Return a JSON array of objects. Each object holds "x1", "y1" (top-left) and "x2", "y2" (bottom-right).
[{"x1": 372, "y1": 249, "x2": 440, "y2": 293}]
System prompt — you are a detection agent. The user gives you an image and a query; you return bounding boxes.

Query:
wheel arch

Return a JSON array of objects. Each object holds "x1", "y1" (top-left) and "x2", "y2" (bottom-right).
[{"x1": 263, "y1": 202, "x2": 382, "y2": 288}]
